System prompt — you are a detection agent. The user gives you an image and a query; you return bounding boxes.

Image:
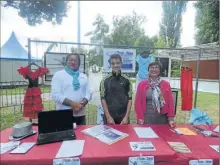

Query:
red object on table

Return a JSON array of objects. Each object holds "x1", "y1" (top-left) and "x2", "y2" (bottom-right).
[
  {"x1": 180, "y1": 67, "x2": 193, "y2": 111},
  {"x1": 1, "y1": 124, "x2": 219, "y2": 165}
]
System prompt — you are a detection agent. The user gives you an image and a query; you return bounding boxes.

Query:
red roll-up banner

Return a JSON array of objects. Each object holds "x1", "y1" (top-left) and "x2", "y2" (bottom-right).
[{"x1": 180, "y1": 67, "x2": 193, "y2": 111}]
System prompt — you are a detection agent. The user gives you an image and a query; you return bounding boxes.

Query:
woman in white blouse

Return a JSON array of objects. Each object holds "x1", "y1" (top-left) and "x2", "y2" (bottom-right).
[{"x1": 51, "y1": 53, "x2": 92, "y2": 125}]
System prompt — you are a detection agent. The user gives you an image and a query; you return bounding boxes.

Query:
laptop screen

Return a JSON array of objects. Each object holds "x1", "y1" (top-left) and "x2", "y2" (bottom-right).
[{"x1": 38, "y1": 110, "x2": 73, "y2": 134}]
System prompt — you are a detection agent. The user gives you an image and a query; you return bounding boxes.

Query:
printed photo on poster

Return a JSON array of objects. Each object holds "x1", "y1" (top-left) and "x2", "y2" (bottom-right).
[
  {"x1": 44, "y1": 52, "x2": 85, "y2": 81},
  {"x1": 103, "y1": 48, "x2": 136, "y2": 73}
]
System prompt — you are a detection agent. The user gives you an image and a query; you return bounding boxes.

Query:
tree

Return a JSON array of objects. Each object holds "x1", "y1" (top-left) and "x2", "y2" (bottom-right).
[
  {"x1": 85, "y1": 14, "x2": 109, "y2": 45},
  {"x1": 194, "y1": 1, "x2": 219, "y2": 44},
  {"x1": 159, "y1": 1, "x2": 187, "y2": 48},
  {"x1": 85, "y1": 14, "x2": 110, "y2": 67},
  {"x1": 154, "y1": 36, "x2": 167, "y2": 48},
  {"x1": 108, "y1": 11, "x2": 146, "y2": 46},
  {"x1": 2, "y1": 1, "x2": 69, "y2": 26}
]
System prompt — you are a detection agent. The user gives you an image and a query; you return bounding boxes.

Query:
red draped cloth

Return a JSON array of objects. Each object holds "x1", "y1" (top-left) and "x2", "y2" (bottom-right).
[
  {"x1": 180, "y1": 67, "x2": 193, "y2": 111},
  {"x1": 0, "y1": 125, "x2": 219, "y2": 165}
]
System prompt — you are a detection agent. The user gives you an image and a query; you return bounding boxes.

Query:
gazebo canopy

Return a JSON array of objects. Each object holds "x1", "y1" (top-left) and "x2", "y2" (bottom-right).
[
  {"x1": 158, "y1": 42, "x2": 219, "y2": 61},
  {"x1": 1, "y1": 32, "x2": 39, "y2": 60}
]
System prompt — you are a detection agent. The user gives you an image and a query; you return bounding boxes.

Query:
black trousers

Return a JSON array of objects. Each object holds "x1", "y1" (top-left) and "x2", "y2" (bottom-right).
[{"x1": 73, "y1": 115, "x2": 86, "y2": 125}]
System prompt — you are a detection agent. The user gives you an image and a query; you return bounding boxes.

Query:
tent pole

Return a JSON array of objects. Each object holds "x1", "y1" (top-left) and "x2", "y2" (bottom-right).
[{"x1": 194, "y1": 48, "x2": 202, "y2": 108}]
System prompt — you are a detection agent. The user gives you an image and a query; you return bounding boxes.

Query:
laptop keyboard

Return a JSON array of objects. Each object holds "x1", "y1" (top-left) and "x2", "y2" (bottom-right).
[{"x1": 37, "y1": 130, "x2": 75, "y2": 144}]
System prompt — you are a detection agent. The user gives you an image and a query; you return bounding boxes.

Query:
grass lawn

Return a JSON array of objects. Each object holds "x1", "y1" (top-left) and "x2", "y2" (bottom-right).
[{"x1": 0, "y1": 90, "x2": 219, "y2": 131}]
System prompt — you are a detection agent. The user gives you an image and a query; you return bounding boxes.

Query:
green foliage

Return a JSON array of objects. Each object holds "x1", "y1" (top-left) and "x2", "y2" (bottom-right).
[
  {"x1": 107, "y1": 11, "x2": 158, "y2": 54},
  {"x1": 2, "y1": 1, "x2": 69, "y2": 26},
  {"x1": 85, "y1": 14, "x2": 110, "y2": 67},
  {"x1": 85, "y1": 12, "x2": 160, "y2": 67},
  {"x1": 194, "y1": 1, "x2": 219, "y2": 44},
  {"x1": 85, "y1": 14, "x2": 109, "y2": 44},
  {"x1": 154, "y1": 36, "x2": 167, "y2": 48},
  {"x1": 159, "y1": 1, "x2": 187, "y2": 48},
  {"x1": 108, "y1": 11, "x2": 146, "y2": 46},
  {"x1": 171, "y1": 69, "x2": 180, "y2": 77},
  {"x1": 171, "y1": 60, "x2": 181, "y2": 77}
]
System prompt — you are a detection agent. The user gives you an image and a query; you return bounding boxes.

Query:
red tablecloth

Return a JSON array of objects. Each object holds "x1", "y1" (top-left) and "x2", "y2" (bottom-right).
[
  {"x1": 0, "y1": 124, "x2": 219, "y2": 165},
  {"x1": 151, "y1": 124, "x2": 219, "y2": 165}
]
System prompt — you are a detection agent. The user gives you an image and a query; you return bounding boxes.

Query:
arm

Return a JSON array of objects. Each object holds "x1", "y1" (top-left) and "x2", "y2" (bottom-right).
[
  {"x1": 100, "y1": 79, "x2": 111, "y2": 118},
  {"x1": 125, "y1": 79, "x2": 133, "y2": 118},
  {"x1": 134, "y1": 82, "x2": 144, "y2": 120},
  {"x1": 81, "y1": 78, "x2": 92, "y2": 107},
  {"x1": 167, "y1": 83, "x2": 175, "y2": 121}
]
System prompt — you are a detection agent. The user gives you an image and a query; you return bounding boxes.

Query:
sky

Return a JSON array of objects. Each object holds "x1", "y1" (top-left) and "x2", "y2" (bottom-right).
[{"x1": 1, "y1": 1, "x2": 196, "y2": 49}]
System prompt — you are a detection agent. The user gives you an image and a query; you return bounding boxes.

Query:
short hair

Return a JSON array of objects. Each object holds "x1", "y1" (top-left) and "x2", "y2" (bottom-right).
[
  {"x1": 66, "y1": 53, "x2": 81, "y2": 66},
  {"x1": 109, "y1": 54, "x2": 122, "y2": 63},
  {"x1": 148, "y1": 61, "x2": 162, "y2": 71}
]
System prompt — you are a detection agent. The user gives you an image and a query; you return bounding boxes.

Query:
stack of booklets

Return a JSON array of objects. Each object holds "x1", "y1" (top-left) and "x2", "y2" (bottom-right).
[
  {"x1": 167, "y1": 142, "x2": 191, "y2": 153},
  {"x1": 82, "y1": 125, "x2": 128, "y2": 145}
]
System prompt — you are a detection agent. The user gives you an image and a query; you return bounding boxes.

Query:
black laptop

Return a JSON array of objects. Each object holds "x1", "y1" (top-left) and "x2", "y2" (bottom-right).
[{"x1": 36, "y1": 110, "x2": 76, "y2": 145}]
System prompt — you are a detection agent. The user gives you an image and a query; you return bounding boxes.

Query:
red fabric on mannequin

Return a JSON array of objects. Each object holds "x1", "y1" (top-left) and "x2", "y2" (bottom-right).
[
  {"x1": 180, "y1": 67, "x2": 193, "y2": 111},
  {"x1": 17, "y1": 66, "x2": 49, "y2": 119}
]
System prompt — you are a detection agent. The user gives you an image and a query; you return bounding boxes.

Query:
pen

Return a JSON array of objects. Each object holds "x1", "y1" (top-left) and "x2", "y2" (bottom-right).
[{"x1": 170, "y1": 129, "x2": 176, "y2": 133}]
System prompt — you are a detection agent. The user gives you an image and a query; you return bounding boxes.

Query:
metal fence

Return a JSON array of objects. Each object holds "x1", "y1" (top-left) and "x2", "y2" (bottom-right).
[{"x1": 1, "y1": 40, "x2": 218, "y2": 130}]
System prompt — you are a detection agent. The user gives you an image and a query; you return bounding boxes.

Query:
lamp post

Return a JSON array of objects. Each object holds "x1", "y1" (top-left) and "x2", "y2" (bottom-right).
[{"x1": 77, "y1": 0, "x2": 81, "y2": 51}]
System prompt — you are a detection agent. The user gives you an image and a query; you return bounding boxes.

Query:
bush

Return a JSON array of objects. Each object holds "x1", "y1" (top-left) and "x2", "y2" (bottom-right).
[{"x1": 171, "y1": 69, "x2": 180, "y2": 77}]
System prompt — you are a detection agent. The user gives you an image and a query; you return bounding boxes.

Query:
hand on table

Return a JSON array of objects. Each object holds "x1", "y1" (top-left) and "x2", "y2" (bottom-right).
[
  {"x1": 120, "y1": 116, "x2": 129, "y2": 125},
  {"x1": 107, "y1": 115, "x2": 115, "y2": 125},
  {"x1": 169, "y1": 120, "x2": 176, "y2": 128},
  {"x1": 137, "y1": 119, "x2": 144, "y2": 124}
]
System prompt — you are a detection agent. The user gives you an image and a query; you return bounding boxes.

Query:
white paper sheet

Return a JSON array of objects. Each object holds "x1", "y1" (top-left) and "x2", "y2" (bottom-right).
[
  {"x1": 213, "y1": 125, "x2": 219, "y2": 133},
  {"x1": 0, "y1": 141, "x2": 20, "y2": 154},
  {"x1": 130, "y1": 142, "x2": 156, "y2": 151},
  {"x1": 209, "y1": 145, "x2": 219, "y2": 152},
  {"x1": 53, "y1": 157, "x2": 80, "y2": 165},
  {"x1": 189, "y1": 159, "x2": 213, "y2": 165},
  {"x1": 129, "y1": 156, "x2": 154, "y2": 165},
  {"x1": 134, "y1": 127, "x2": 159, "y2": 138},
  {"x1": 55, "y1": 140, "x2": 85, "y2": 158}
]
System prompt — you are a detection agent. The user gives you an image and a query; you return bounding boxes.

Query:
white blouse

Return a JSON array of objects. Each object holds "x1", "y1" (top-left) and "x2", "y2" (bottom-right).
[{"x1": 51, "y1": 69, "x2": 92, "y2": 117}]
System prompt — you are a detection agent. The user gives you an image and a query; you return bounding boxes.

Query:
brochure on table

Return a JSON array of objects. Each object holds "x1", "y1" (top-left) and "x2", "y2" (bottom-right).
[
  {"x1": 82, "y1": 125, "x2": 128, "y2": 145},
  {"x1": 209, "y1": 145, "x2": 219, "y2": 152},
  {"x1": 134, "y1": 127, "x2": 159, "y2": 138},
  {"x1": 174, "y1": 128, "x2": 197, "y2": 135},
  {"x1": 0, "y1": 141, "x2": 20, "y2": 154},
  {"x1": 53, "y1": 157, "x2": 80, "y2": 165},
  {"x1": 167, "y1": 142, "x2": 191, "y2": 153},
  {"x1": 189, "y1": 159, "x2": 213, "y2": 165},
  {"x1": 213, "y1": 125, "x2": 219, "y2": 133},
  {"x1": 55, "y1": 140, "x2": 85, "y2": 158},
  {"x1": 130, "y1": 142, "x2": 156, "y2": 151},
  {"x1": 129, "y1": 156, "x2": 154, "y2": 165}
]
